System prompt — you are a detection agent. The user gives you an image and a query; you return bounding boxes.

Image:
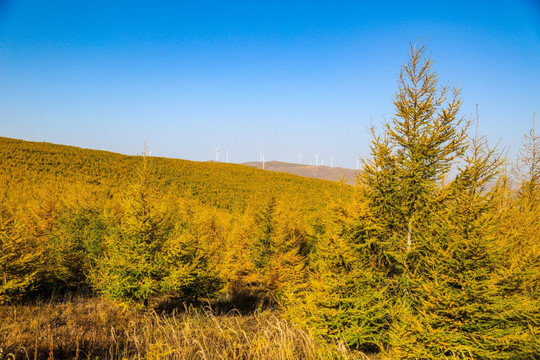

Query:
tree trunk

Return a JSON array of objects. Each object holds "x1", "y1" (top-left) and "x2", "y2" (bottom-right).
[{"x1": 406, "y1": 217, "x2": 413, "y2": 252}]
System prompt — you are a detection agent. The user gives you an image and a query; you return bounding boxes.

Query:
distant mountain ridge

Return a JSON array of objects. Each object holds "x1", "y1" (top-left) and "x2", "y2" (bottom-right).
[{"x1": 242, "y1": 161, "x2": 358, "y2": 184}]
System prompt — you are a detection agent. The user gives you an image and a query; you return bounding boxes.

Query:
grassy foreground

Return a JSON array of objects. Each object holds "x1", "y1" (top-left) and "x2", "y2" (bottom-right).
[{"x1": 0, "y1": 295, "x2": 370, "y2": 360}]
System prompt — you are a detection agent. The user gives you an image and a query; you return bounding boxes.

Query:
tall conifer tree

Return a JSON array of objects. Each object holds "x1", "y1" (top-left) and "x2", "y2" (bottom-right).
[
  {"x1": 363, "y1": 42, "x2": 469, "y2": 255},
  {"x1": 289, "y1": 43, "x2": 474, "y2": 355},
  {"x1": 361, "y1": 43, "x2": 470, "y2": 354}
]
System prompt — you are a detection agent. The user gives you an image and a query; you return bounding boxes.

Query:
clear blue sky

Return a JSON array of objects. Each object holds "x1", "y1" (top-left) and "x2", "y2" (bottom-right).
[{"x1": 1, "y1": 0, "x2": 539, "y2": 168}]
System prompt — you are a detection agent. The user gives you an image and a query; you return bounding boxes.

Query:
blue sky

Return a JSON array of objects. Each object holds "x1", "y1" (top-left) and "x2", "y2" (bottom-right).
[{"x1": 1, "y1": 1, "x2": 539, "y2": 168}]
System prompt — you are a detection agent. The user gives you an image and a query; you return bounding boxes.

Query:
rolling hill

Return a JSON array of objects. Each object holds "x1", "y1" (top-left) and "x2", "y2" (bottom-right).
[
  {"x1": 243, "y1": 161, "x2": 358, "y2": 184},
  {"x1": 0, "y1": 137, "x2": 351, "y2": 212}
]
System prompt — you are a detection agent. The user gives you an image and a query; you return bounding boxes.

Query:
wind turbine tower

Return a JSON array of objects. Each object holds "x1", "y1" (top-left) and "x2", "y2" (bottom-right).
[
  {"x1": 216, "y1": 145, "x2": 220, "y2": 162},
  {"x1": 260, "y1": 151, "x2": 265, "y2": 170},
  {"x1": 298, "y1": 153, "x2": 301, "y2": 164},
  {"x1": 315, "y1": 153, "x2": 319, "y2": 167},
  {"x1": 226, "y1": 148, "x2": 229, "y2": 163},
  {"x1": 330, "y1": 158, "x2": 334, "y2": 168}
]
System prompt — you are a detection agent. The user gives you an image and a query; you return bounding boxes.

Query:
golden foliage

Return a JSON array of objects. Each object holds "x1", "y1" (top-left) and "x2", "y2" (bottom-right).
[{"x1": 0, "y1": 45, "x2": 538, "y2": 359}]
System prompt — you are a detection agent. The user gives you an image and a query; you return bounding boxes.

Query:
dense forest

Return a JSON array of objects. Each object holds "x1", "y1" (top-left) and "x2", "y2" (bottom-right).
[{"x1": 1, "y1": 45, "x2": 538, "y2": 359}]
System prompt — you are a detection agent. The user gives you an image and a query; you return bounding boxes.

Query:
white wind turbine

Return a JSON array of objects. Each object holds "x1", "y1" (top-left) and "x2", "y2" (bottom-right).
[
  {"x1": 216, "y1": 144, "x2": 220, "y2": 162},
  {"x1": 315, "y1": 153, "x2": 319, "y2": 167},
  {"x1": 330, "y1": 157, "x2": 333, "y2": 168},
  {"x1": 260, "y1": 151, "x2": 266, "y2": 170}
]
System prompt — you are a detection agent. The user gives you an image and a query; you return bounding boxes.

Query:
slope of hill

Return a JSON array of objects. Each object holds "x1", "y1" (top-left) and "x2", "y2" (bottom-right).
[
  {"x1": 0, "y1": 137, "x2": 350, "y2": 212},
  {"x1": 243, "y1": 161, "x2": 358, "y2": 184}
]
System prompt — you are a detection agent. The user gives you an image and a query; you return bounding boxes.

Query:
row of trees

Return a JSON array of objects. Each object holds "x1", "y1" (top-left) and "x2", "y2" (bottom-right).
[
  {"x1": 0, "y1": 156, "x2": 309, "y2": 308},
  {"x1": 1, "y1": 44, "x2": 537, "y2": 358}
]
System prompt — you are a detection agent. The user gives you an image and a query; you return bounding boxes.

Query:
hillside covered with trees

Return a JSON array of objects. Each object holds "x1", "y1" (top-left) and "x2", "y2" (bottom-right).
[{"x1": 1, "y1": 45, "x2": 538, "y2": 359}]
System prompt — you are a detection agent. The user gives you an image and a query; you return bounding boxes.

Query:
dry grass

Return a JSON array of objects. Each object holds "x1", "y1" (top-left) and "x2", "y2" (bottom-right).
[{"x1": 0, "y1": 295, "x2": 370, "y2": 360}]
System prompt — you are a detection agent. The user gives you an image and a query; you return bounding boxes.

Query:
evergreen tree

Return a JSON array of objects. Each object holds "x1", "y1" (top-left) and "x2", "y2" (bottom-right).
[
  {"x1": 363, "y1": 42, "x2": 469, "y2": 255},
  {"x1": 359, "y1": 43, "x2": 470, "y2": 353},
  {"x1": 264, "y1": 200, "x2": 307, "y2": 303},
  {"x1": 399, "y1": 135, "x2": 515, "y2": 359},
  {"x1": 252, "y1": 195, "x2": 277, "y2": 270},
  {"x1": 513, "y1": 114, "x2": 539, "y2": 200},
  {"x1": 492, "y1": 117, "x2": 540, "y2": 359},
  {"x1": 49, "y1": 184, "x2": 108, "y2": 289},
  {"x1": 23, "y1": 187, "x2": 63, "y2": 293},
  {"x1": 0, "y1": 193, "x2": 43, "y2": 303},
  {"x1": 286, "y1": 187, "x2": 388, "y2": 353},
  {"x1": 165, "y1": 195, "x2": 223, "y2": 302},
  {"x1": 221, "y1": 209, "x2": 260, "y2": 303},
  {"x1": 90, "y1": 152, "x2": 221, "y2": 307},
  {"x1": 251, "y1": 196, "x2": 308, "y2": 304},
  {"x1": 289, "y1": 43, "x2": 476, "y2": 355}
]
